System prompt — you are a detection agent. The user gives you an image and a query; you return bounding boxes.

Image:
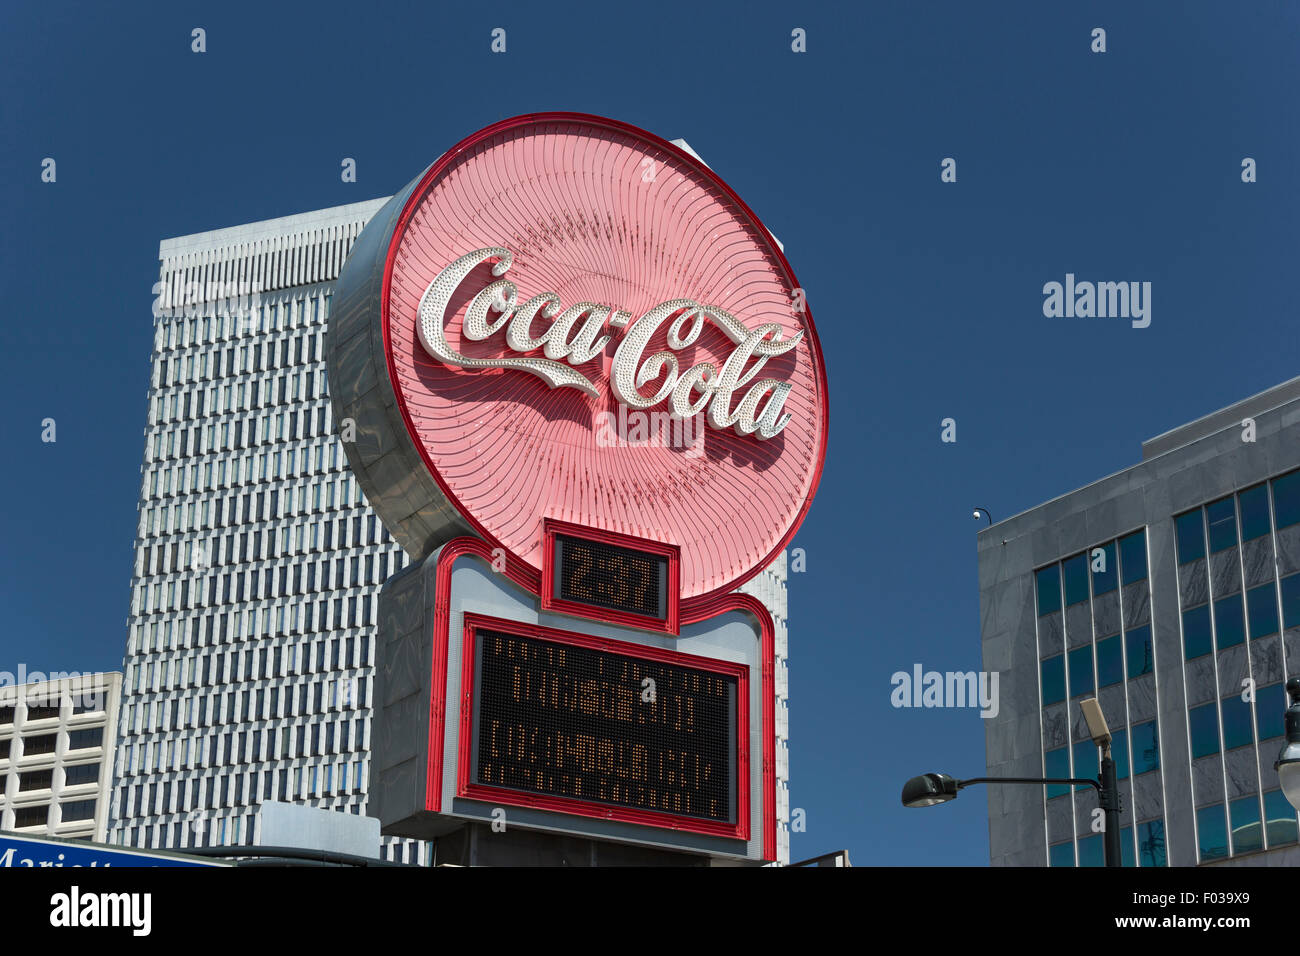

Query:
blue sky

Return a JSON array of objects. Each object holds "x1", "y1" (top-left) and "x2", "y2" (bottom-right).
[{"x1": 1, "y1": 0, "x2": 1297, "y2": 865}]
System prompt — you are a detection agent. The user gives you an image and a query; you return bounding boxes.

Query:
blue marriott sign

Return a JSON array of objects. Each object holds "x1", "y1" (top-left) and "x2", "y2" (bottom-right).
[{"x1": 0, "y1": 833, "x2": 226, "y2": 868}]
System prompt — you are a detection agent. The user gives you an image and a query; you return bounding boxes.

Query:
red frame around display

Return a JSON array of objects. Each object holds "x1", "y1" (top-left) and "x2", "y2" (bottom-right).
[
  {"x1": 540, "y1": 518, "x2": 681, "y2": 635},
  {"x1": 423, "y1": 537, "x2": 777, "y2": 861},
  {"x1": 456, "y1": 612, "x2": 748, "y2": 841},
  {"x1": 379, "y1": 112, "x2": 829, "y2": 615}
]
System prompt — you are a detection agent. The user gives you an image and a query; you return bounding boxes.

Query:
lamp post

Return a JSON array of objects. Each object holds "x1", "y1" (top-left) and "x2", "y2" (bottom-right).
[
  {"x1": 1276, "y1": 677, "x2": 1300, "y2": 812},
  {"x1": 903, "y1": 696, "x2": 1123, "y2": 867}
]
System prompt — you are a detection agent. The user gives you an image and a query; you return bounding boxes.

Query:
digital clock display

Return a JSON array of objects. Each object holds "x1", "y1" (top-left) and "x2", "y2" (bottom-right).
[
  {"x1": 554, "y1": 534, "x2": 668, "y2": 620},
  {"x1": 471, "y1": 628, "x2": 737, "y2": 823}
]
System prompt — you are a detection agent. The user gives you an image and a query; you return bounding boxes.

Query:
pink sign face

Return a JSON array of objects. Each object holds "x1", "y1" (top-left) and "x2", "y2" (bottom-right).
[{"x1": 381, "y1": 113, "x2": 827, "y2": 606}]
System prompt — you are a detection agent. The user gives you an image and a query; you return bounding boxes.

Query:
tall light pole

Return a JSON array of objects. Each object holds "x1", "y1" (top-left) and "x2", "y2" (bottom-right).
[
  {"x1": 1079, "y1": 697, "x2": 1123, "y2": 867},
  {"x1": 903, "y1": 696, "x2": 1124, "y2": 867}
]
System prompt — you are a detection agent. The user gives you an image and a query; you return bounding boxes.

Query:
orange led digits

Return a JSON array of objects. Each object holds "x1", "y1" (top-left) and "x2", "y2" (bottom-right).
[{"x1": 555, "y1": 535, "x2": 666, "y2": 620}]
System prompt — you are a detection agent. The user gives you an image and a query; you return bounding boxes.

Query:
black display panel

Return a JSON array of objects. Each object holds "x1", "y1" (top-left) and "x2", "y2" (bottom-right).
[
  {"x1": 472, "y1": 629, "x2": 736, "y2": 823},
  {"x1": 554, "y1": 534, "x2": 668, "y2": 620}
]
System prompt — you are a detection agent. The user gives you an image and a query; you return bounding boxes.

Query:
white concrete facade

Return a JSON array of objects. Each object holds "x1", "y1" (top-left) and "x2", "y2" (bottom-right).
[
  {"x1": 108, "y1": 198, "x2": 433, "y2": 862},
  {"x1": 0, "y1": 673, "x2": 123, "y2": 843}
]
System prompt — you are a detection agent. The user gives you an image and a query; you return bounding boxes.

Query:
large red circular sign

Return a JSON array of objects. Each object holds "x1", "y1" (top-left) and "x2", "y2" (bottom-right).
[{"x1": 380, "y1": 113, "x2": 827, "y2": 606}]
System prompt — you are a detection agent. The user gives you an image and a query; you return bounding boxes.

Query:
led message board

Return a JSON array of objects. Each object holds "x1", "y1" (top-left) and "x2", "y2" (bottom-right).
[{"x1": 460, "y1": 615, "x2": 747, "y2": 837}]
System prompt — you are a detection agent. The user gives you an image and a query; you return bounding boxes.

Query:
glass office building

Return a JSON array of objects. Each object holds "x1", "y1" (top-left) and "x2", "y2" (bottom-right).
[
  {"x1": 979, "y1": 377, "x2": 1300, "y2": 866},
  {"x1": 108, "y1": 196, "x2": 793, "y2": 865}
]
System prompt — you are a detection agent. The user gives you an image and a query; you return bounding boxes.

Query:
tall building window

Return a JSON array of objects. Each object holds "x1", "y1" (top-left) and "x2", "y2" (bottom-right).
[
  {"x1": 1271, "y1": 469, "x2": 1300, "y2": 528},
  {"x1": 1188, "y1": 703, "x2": 1220, "y2": 759},
  {"x1": 1138, "y1": 819, "x2": 1167, "y2": 867},
  {"x1": 1062, "y1": 554, "x2": 1089, "y2": 606},
  {"x1": 1263, "y1": 790, "x2": 1299, "y2": 847},
  {"x1": 1182, "y1": 604, "x2": 1213, "y2": 660},
  {"x1": 1041, "y1": 655, "x2": 1065, "y2": 706},
  {"x1": 1175, "y1": 510, "x2": 1205, "y2": 564},
  {"x1": 1196, "y1": 804, "x2": 1229, "y2": 861},
  {"x1": 1131, "y1": 720, "x2": 1160, "y2": 775}
]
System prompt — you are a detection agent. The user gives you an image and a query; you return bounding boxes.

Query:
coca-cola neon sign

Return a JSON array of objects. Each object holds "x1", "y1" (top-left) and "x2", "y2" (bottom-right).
[
  {"x1": 418, "y1": 246, "x2": 802, "y2": 439},
  {"x1": 327, "y1": 112, "x2": 828, "y2": 606}
]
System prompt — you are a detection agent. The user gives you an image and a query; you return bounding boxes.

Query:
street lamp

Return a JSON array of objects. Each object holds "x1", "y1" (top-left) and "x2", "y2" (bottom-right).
[
  {"x1": 1079, "y1": 697, "x2": 1123, "y2": 868},
  {"x1": 903, "y1": 696, "x2": 1124, "y2": 866},
  {"x1": 972, "y1": 508, "x2": 992, "y2": 526},
  {"x1": 1276, "y1": 677, "x2": 1300, "y2": 812}
]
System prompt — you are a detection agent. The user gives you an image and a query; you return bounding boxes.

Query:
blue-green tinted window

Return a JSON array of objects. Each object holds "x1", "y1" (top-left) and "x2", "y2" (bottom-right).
[
  {"x1": 1119, "y1": 530, "x2": 1147, "y2": 585},
  {"x1": 1273, "y1": 470, "x2": 1300, "y2": 530},
  {"x1": 1197, "y1": 804, "x2": 1229, "y2": 861},
  {"x1": 1221, "y1": 693, "x2": 1254, "y2": 751},
  {"x1": 1264, "y1": 790, "x2": 1299, "y2": 846},
  {"x1": 1256, "y1": 682, "x2": 1287, "y2": 741},
  {"x1": 1190, "y1": 702, "x2": 1221, "y2": 758},
  {"x1": 1063, "y1": 553, "x2": 1089, "y2": 606},
  {"x1": 1091, "y1": 542, "x2": 1116, "y2": 596},
  {"x1": 1073, "y1": 738, "x2": 1096, "y2": 791},
  {"x1": 1230, "y1": 796, "x2": 1263, "y2": 854},
  {"x1": 1120, "y1": 825, "x2": 1136, "y2": 867},
  {"x1": 1183, "y1": 604, "x2": 1213, "y2": 660},
  {"x1": 1238, "y1": 484, "x2": 1271, "y2": 542},
  {"x1": 1206, "y1": 497, "x2": 1238, "y2": 553},
  {"x1": 1175, "y1": 510, "x2": 1205, "y2": 564},
  {"x1": 1138, "y1": 819, "x2": 1167, "y2": 866},
  {"x1": 1036, "y1": 564, "x2": 1062, "y2": 617},
  {"x1": 1214, "y1": 593, "x2": 1245, "y2": 649},
  {"x1": 1048, "y1": 841, "x2": 1075, "y2": 867},
  {"x1": 1247, "y1": 582, "x2": 1280, "y2": 639},
  {"x1": 1281, "y1": 573, "x2": 1300, "y2": 629},
  {"x1": 1125, "y1": 625, "x2": 1153, "y2": 678},
  {"x1": 1132, "y1": 720, "x2": 1160, "y2": 774},
  {"x1": 1068, "y1": 644, "x2": 1094, "y2": 698},
  {"x1": 1041, "y1": 655, "x2": 1066, "y2": 706},
  {"x1": 1077, "y1": 833, "x2": 1104, "y2": 867},
  {"x1": 1112, "y1": 727, "x2": 1130, "y2": 780},
  {"x1": 1096, "y1": 634, "x2": 1123, "y2": 688},
  {"x1": 1045, "y1": 745, "x2": 1071, "y2": 799}
]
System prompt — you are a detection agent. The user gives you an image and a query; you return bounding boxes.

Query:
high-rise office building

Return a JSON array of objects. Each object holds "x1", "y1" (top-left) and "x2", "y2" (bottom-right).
[
  {"x1": 980, "y1": 377, "x2": 1300, "y2": 866},
  {"x1": 106, "y1": 198, "x2": 434, "y2": 861},
  {"x1": 1, "y1": 673, "x2": 122, "y2": 844},
  {"x1": 109, "y1": 194, "x2": 792, "y2": 865}
]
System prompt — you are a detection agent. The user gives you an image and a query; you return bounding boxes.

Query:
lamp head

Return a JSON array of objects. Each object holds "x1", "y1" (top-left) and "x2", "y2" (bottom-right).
[
  {"x1": 901, "y1": 773, "x2": 959, "y2": 808},
  {"x1": 1079, "y1": 697, "x2": 1112, "y2": 747},
  {"x1": 1276, "y1": 678, "x2": 1300, "y2": 812}
]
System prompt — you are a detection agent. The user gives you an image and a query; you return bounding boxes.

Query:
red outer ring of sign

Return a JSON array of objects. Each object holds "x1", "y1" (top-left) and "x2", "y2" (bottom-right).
[{"x1": 380, "y1": 112, "x2": 829, "y2": 611}]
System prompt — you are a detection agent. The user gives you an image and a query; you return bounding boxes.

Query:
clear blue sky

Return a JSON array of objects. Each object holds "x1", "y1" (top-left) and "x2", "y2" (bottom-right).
[{"x1": 1, "y1": 0, "x2": 1297, "y2": 865}]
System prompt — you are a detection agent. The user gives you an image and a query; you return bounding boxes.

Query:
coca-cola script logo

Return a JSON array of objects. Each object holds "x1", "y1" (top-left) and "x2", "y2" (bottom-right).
[{"x1": 418, "y1": 246, "x2": 802, "y2": 440}]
